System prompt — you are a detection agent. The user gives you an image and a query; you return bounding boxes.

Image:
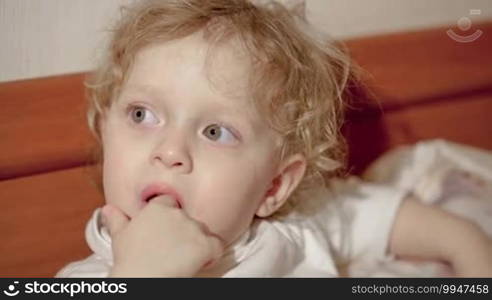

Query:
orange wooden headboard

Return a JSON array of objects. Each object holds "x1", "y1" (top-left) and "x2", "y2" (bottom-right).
[{"x1": 1, "y1": 22, "x2": 491, "y2": 277}]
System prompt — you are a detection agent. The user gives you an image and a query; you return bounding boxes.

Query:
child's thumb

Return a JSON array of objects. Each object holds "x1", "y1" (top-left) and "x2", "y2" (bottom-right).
[{"x1": 101, "y1": 204, "x2": 129, "y2": 237}]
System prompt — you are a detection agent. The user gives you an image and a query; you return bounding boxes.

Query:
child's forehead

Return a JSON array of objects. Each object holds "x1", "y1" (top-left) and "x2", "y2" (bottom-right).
[
  {"x1": 117, "y1": 35, "x2": 269, "y2": 123},
  {"x1": 135, "y1": 30, "x2": 252, "y2": 73},
  {"x1": 124, "y1": 32, "x2": 261, "y2": 108}
]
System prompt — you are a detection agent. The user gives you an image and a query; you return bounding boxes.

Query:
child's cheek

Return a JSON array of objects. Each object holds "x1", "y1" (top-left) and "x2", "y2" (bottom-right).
[{"x1": 101, "y1": 153, "x2": 138, "y2": 217}]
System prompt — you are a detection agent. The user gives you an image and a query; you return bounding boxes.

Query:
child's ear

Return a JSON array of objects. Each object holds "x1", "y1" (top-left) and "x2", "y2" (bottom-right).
[{"x1": 256, "y1": 153, "x2": 306, "y2": 218}]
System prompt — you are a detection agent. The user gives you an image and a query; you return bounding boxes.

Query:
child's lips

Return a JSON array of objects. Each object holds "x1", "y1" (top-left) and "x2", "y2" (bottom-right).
[{"x1": 140, "y1": 183, "x2": 183, "y2": 208}]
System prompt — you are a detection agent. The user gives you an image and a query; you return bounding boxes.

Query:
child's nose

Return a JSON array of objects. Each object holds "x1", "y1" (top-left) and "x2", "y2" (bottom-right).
[{"x1": 150, "y1": 130, "x2": 192, "y2": 173}]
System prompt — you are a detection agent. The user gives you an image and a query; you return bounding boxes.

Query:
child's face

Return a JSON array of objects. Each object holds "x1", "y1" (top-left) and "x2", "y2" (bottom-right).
[{"x1": 100, "y1": 32, "x2": 283, "y2": 246}]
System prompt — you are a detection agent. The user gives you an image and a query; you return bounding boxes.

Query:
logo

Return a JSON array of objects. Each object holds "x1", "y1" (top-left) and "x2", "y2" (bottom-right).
[
  {"x1": 3, "y1": 281, "x2": 20, "y2": 297},
  {"x1": 447, "y1": 9, "x2": 483, "y2": 43}
]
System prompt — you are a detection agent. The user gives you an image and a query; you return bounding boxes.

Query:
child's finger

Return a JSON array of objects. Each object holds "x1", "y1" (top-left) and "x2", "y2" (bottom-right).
[
  {"x1": 210, "y1": 235, "x2": 224, "y2": 259},
  {"x1": 148, "y1": 194, "x2": 180, "y2": 208},
  {"x1": 102, "y1": 204, "x2": 129, "y2": 237},
  {"x1": 191, "y1": 220, "x2": 224, "y2": 266},
  {"x1": 202, "y1": 235, "x2": 224, "y2": 269}
]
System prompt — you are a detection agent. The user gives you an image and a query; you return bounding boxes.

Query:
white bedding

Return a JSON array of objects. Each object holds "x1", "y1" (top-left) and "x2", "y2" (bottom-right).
[{"x1": 348, "y1": 139, "x2": 492, "y2": 277}]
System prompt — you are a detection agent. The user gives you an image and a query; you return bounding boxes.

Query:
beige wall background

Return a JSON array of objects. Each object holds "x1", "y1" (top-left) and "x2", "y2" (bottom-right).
[{"x1": 1, "y1": 0, "x2": 491, "y2": 82}]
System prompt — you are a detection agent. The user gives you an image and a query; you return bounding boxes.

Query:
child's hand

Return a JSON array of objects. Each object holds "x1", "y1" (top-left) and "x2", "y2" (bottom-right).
[{"x1": 102, "y1": 197, "x2": 223, "y2": 277}]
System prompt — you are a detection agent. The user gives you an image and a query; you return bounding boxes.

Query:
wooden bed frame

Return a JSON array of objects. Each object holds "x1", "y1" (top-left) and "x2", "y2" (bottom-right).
[{"x1": 1, "y1": 22, "x2": 491, "y2": 277}]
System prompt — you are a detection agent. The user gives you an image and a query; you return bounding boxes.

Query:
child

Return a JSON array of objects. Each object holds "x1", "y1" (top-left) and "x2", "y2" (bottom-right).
[{"x1": 57, "y1": 0, "x2": 492, "y2": 277}]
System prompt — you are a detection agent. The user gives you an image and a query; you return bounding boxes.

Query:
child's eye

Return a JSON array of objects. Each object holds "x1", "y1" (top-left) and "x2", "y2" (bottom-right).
[
  {"x1": 202, "y1": 124, "x2": 237, "y2": 145},
  {"x1": 129, "y1": 105, "x2": 159, "y2": 125}
]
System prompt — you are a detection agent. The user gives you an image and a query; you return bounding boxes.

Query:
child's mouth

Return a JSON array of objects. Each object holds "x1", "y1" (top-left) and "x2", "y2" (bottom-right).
[{"x1": 140, "y1": 183, "x2": 183, "y2": 208}]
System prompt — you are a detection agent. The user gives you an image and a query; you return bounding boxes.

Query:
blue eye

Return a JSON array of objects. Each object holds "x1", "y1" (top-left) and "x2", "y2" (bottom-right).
[
  {"x1": 203, "y1": 124, "x2": 237, "y2": 145},
  {"x1": 129, "y1": 106, "x2": 159, "y2": 125}
]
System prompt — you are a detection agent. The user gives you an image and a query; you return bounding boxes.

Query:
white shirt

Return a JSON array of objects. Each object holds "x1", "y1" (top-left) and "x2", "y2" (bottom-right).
[{"x1": 56, "y1": 178, "x2": 406, "y2": 277}]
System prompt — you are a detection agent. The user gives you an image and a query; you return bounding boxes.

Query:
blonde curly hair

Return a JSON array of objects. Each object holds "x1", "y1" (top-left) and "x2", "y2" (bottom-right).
[{"x1": 86, "y1": 0, "x2": 358, "y2": 215}]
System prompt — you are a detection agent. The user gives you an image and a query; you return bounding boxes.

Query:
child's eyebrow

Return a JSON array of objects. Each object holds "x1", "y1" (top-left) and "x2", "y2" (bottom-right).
[
  {"x1": 120, "y1": 84, "x2": 160, "y2": 99},
  {"x1": 121, "y1": 84, "x2": 250, "y2": 114}
]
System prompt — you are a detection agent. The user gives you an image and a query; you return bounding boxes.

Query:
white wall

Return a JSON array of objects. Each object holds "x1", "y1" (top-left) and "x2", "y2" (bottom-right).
[
  {"x1": 307, "y1": 0, "x2": 492, "y2": 39},
  {"x1": 0, "y1": 0, "x2": 133, "y2": 82},
  {"x1": 1, "y1": 0, "x2": 491, "y2": 82}
]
